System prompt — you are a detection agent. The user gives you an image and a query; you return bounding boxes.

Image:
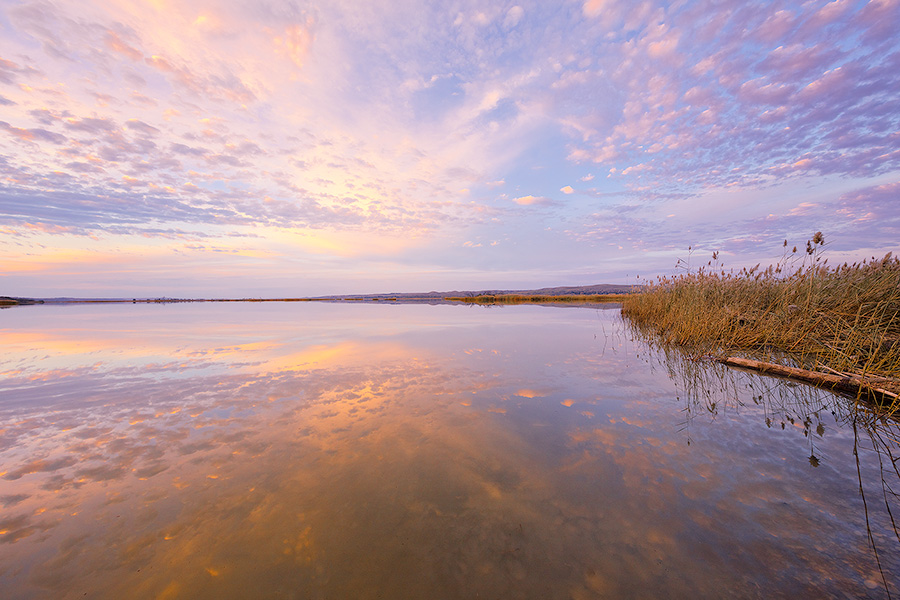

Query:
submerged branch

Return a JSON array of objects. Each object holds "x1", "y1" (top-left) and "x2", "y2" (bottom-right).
[{"x1": 716, "y1": 356, "x2": 900, "y2": 405}]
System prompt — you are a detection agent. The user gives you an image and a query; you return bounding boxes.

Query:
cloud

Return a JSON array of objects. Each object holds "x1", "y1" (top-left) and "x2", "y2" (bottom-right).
[
  {"x1": 63, "y1": 117, "x2": 117, "y2": 134},
  {"x1": 0, "y1": 56, "x2": 39, "y2": 84},
  {"x1": 273, "y1": 20, "x2": 316, "y2": 69},
  {"x1": 104, "y1": 30, "x2": 143, "y2": 61},
  {"x1": 833, "y1": 181, "x2": 900, "y2": 233},
  {"x1": 582, "y1": 0, "x2": 616, "y2": 19},
  {"x1": 565, "y1": 0, "x2": 900, "y2": 191},
  {"x1": 512, "y1": 195, "x2": 553, "y2": 206},
  {"x1": 124, "y1": 119, "x2": 160, "y2": 135},
  {"x1": 0, "y1": 121, "x2": 66, "y2": 144},
  {"x1": 504, "y1": 6, "x2": 525, "y2": 28},
  {"x1": 0, "y1": 0, "x2": 897, "y2": 294}
]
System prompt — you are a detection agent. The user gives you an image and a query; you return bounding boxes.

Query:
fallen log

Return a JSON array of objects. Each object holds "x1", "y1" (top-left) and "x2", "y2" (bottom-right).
[{"x1": 716, "y1": 356, "x2": 899, "y2": 405}]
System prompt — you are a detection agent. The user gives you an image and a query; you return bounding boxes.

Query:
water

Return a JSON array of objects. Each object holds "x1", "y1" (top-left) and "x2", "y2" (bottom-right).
[{"x1": 1, "y1": 302, "x2": 898, "y2": 599}]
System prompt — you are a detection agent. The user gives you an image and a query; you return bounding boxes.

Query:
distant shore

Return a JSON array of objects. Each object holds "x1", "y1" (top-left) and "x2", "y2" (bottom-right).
[
  {"x1": 0, "y1": 296, "x2": 44, "y2": 306},
  {"x1": 1, "y1": 284, "x2": 640, "y2": 307},
  {"x1": 4, "y1": 295, "x2": 632, "y2": 307},
  {"x1": 445, "y1": 293, "x2": 631, "y2": 305}
]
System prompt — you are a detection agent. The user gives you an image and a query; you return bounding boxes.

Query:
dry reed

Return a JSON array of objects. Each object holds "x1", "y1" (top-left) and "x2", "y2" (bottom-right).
[{"x1": 622, "y1": 235, "x2": 900, "y2": 406}]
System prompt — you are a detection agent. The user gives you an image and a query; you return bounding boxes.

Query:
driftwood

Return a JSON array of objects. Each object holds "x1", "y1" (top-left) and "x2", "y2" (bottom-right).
[{"x1": 716, "y1": 356, "x2": 899, "y2": 405}]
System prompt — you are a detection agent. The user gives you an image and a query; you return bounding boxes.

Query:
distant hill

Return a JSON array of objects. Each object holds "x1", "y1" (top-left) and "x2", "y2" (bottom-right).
[{"x1": 478, "y1": 284, "x2": 640, "y2": 296}]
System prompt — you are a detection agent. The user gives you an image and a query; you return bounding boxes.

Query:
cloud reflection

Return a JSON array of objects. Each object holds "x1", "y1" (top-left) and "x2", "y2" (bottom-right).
[{"x1": 0, "y1": 304, "x2": 897, "y2": 598}]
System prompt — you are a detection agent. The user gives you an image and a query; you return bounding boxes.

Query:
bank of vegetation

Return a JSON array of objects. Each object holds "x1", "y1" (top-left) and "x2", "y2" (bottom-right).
[
  {"x1": 447, "y1": 293, "x2": 632, "y2": 305},
  {"x1": 622, "y1": 234, "x2": 900, "y2": 410},
  {"x1": 0, "y1": 296, "x2": 43, "y2": 305}
]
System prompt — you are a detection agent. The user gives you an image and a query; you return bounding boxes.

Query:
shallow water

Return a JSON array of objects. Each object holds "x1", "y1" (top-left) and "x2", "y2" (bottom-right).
[{"x1": 1, "y1": 302, "x2": 898, "y2": 599}]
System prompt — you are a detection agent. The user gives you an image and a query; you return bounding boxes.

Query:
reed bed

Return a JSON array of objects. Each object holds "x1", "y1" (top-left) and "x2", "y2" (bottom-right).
[{"x1": 622, "y1": 236, "x2": 900, "y2": 407}]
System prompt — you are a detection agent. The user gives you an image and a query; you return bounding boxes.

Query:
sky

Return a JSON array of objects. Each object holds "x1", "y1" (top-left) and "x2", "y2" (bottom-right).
[{"x1": 1, "y1": 0, "x2": 898, "y2": 297}]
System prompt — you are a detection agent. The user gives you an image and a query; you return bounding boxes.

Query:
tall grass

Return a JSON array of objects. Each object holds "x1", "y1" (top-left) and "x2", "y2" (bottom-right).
[{"x1": 622, "y1": 236, "x2": 900, "y2": 399}]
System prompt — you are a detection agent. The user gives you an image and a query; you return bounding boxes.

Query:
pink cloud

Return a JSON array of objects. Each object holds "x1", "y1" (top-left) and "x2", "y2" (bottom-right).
[
  {"x1": 647, "y1": 32, "x2": 680, "y2": 59},
  {"x1": 0, "y1": 121, "x2": 67, "y2": 144},
  {"x1": 104, "y1": 31, "x2": 142, "y2": 61},
  {"x1": 273, "y1": 20, "x2": 315, "y2": 69},
  {"x1": 682, "y1": 85, "x2": 715, "y2": 107},
  {"x1": 854, "y1": 0, "x2": 900, "y2": 44},
  {"x1": 837, "y1": 181, "x2": 900, "y2": 213},
  {"x1": 565, "y1": 0, "x2": 900, "y2": 193},
  {"x1": 796, "y1": 66, "x2": 850, "y2": 102},
  {"x1": 787, "y1": 201, "x2": 818, "y2": 215},
  {"x1": 806, "y1": 0, "x2": 854, "y2": 30},
  {"x1": 760, "y1": 43, "x2": 840, "y2": 83},
  {"x1": 512, "y1": 195, "x2": 553, "y2": 206},
  {"x1": 754, "y1": 9, "x2": 796, "y2": 43},
  {"x1": 738, "y1": 78, "x2": 794, "y2": 105}
]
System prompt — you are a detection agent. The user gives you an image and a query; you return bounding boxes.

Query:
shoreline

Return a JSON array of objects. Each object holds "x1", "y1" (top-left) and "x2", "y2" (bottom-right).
[
  {"x1": 1, "y1": 285, "x2": 640, "y2": 307},
  {"x1": 3, "y1": 294, "x2": 632, "y2": 307}
]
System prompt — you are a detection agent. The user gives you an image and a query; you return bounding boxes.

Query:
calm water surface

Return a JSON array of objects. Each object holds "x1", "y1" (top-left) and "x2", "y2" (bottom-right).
[{"x1": 1, "y1": 302, "x2": 898, "y2": 599}]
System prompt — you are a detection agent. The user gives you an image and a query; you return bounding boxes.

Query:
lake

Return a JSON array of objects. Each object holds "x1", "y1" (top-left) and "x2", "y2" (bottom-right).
[{"x1": 1, "y1": 302, "x2": 898, "y2": 599}]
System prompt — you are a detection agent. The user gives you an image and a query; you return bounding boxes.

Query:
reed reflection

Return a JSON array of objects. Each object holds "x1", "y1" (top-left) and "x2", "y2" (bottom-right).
[
  {"x1": 0, "y1": 304, "x2": 897, "y2": 599},
  {"x1": 641, "y1": 341, "x2": 900, "y2": 595}
]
